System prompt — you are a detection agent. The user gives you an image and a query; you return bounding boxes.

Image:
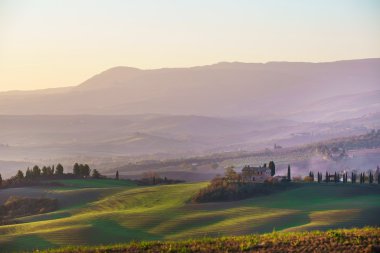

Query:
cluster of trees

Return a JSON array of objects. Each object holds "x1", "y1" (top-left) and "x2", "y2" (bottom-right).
[
  {"x1": 22, "y1": 164, "x2": 65, "y2": 179},
  {"x1": 73, "y1": 163, "x2": 91, "y2": 178},
  {"x1": 134, "y1": 171, "x2": 184, "y2": 186},
  {"x1": 0, "y1": 163, "x2": 105, "y2": 189},
  {"x1": 192, "y1": 167, "x2": 296, "y2": 202}
]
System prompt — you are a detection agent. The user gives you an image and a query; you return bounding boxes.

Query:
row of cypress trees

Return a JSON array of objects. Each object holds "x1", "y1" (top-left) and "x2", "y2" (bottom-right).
[{"x1": 313, "y1": 171, "x2": 379, "y2": 184}]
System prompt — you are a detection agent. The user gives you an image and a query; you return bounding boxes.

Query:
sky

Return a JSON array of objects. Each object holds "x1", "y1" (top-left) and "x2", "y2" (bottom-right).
[{"x1": 0, "y1": 0, "x2": 379, "y2": 91}]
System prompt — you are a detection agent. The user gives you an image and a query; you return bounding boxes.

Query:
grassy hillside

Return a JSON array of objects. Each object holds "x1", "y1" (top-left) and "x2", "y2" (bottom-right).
[
  {"x1": 0, "y1": 181, "x2": 380, "y2": 252},
  {"x1": 38, "y1": 227, "x2": 380, "y2": 253}
]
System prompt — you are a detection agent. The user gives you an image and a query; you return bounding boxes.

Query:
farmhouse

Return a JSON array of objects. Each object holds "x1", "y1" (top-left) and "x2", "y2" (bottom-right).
[{"x1": 241, "y1": 165, "x2": 271, "y2": 183}]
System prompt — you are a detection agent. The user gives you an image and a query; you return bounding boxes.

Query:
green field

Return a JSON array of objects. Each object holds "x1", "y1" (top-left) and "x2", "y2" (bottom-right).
[{"x1": 0, "y1": 180, "x2": 380, "y2": 252}]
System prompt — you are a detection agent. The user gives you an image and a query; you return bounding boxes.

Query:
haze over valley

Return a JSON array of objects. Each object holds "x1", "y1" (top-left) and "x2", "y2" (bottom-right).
[{"x1": 1, "y1": 59, "x2": 379, "y2": 178}]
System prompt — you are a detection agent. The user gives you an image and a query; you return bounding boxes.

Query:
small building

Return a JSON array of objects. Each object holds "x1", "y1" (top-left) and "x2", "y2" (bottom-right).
[{"x1": 241, "y1": 165, "x2": 271, "y2": 183}]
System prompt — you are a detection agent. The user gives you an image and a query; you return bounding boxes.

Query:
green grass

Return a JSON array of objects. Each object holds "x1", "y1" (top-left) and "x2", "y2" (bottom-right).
[
  {"x1": 1, "y1": 181, "x2": 380, "y2": 252},
  {"x1": 49, "y1": 179, "x2": 136, "y2": 189}
]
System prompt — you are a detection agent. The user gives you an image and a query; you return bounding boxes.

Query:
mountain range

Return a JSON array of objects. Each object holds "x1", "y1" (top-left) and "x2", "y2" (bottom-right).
[{"x1": 1, "y1": 58, "x2": 379, "y2": 120}]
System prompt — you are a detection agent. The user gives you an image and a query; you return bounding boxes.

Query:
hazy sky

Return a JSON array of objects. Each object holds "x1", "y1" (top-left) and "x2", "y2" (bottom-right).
[{"x1": 0, "y1": 0, "x2": 379, "y2": 91}]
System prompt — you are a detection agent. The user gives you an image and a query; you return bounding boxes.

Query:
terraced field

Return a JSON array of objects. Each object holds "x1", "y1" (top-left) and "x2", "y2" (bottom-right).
[{"x1": 0, "y1": 180, "x2": 380, "y2": 252}]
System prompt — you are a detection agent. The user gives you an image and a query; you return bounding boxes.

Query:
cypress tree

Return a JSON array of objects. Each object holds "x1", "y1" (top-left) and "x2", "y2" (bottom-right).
[
  {"x1": 25, "y1": 167, "x2": 32, "y2": 179},
  {"x1": 116, "y1": 170, "x2": 119, "y2": 180},
  {"x1": 287, "y1": 165, "x2": 291, "y2": 181},
  {"x1": 325, "y1": 172, "x2": 329, "y2": 183},
  {"x1": 269, "y1": 161, "x2": 275, "y2": 176},
  {"x1": 369, "y1": 171, "x2": 373, "y2": 184},
  {"x1": 308, "y1": 171, "x2": 314, "y2": 181},
  {"x1": 0, "y1": 173, "x2": 2, "y2": 186}
]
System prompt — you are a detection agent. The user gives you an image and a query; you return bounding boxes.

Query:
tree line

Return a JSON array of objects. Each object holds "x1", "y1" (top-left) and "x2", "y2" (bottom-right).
[
  {"x1": 298, "y1": 165, "x2": 380, "y2": 184},
  {"x1": 0, "y1": 163, "x2": 105, "y2": 189}
]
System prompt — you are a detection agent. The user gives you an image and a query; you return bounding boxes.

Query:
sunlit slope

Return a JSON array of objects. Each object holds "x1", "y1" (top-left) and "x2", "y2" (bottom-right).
[{"x1": 0, "y1": 182, "x2": 380, "y2": 252}]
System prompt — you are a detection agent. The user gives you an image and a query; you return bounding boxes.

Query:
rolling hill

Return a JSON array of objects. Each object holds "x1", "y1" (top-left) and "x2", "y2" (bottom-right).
[{"x1": 0, "y1": 180, "x2": 379, "y2": 252}]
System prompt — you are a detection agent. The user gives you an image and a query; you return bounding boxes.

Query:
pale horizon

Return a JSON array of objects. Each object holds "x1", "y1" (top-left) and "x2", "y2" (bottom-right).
[{"x1": 1, "y1": 0, "x2": 379, "y2": 92}]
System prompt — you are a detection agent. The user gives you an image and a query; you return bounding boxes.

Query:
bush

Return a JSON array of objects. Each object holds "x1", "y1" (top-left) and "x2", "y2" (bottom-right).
[{"x1": 303, "y1": 176, "x2": 314, "y2": 182}]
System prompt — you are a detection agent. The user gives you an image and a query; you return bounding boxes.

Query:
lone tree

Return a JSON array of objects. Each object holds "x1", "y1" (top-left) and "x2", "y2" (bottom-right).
[
  {"x1": 115, "y1": 170, "x2": 119, "y2": 180},
  {"x1": 287, "y1": 165, "x2": 291, "y2": 181},
  {"x1": 0, "y1": 173, "x2": 2, "y2": 186},
  {"x1": 268, "y1": 161, "x2": 275, "y2": 176}
]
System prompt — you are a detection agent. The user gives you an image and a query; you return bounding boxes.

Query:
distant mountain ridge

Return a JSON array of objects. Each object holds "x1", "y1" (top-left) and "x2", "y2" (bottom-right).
[{"x1": 0, "y1": 58, "x2": 379, "y2": 121}]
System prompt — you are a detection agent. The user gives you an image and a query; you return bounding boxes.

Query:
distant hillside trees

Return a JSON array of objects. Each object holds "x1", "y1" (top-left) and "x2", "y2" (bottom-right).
[
  {"x1": 0, "y1": 162, "x2": 99, "y2": 189},
  {"x1": 73, "y1": 163, "x2": 91, "y2": 178},
  {"x1": 42, "y1": 166, "x2": 54, "y2": 177},
  {"x1": 135, "y1": 171, "x2": 184, "y2": 186}
]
